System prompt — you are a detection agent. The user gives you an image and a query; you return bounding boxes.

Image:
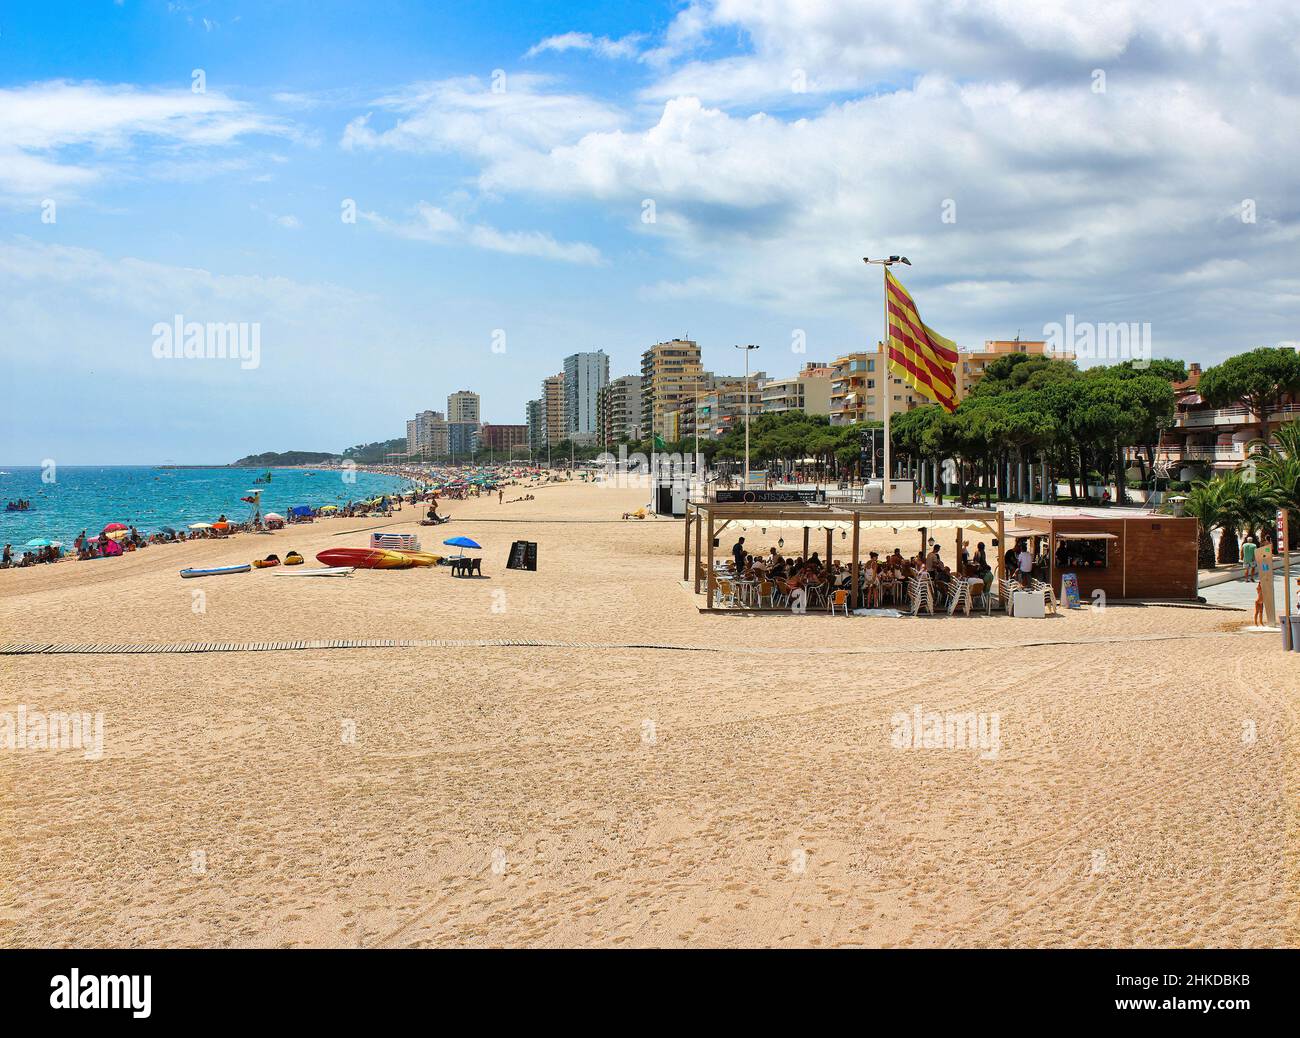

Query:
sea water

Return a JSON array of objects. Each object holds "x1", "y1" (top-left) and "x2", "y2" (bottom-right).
[{"x1": 0, "y1": 466, "x2": 411, "y2": 550}]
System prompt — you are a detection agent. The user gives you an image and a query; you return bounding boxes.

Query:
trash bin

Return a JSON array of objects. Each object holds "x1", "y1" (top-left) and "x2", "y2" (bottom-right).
[{"x1": 1288, "y1": 615, "x2": 1300, "y2": 651}]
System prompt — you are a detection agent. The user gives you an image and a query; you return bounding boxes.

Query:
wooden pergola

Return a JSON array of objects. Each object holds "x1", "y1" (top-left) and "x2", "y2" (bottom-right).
[{"x1": 683, "y1": 500, "x2": 1006, "y2": 611}]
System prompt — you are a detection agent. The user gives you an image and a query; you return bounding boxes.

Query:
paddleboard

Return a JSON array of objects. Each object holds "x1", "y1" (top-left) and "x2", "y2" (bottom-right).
[
  {"x1": 272, "y1": 566, "x2": 354, "y2": 577},
  {"x1": 180, "y1": 564, "x2": 251, "y2": 578},
  {"x1": 316, "y1": 547, "x2": 415, "y2": 569}
]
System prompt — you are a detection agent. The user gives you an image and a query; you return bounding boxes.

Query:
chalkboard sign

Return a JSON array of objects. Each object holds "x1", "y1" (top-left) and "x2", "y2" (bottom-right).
[
  {"x1": 715, "y1": 489, "x2": 826, "y2": 504},
  {"x1": 1061, "y1": 572, "x2": 1081, "y2": 609},
  {"x1": 506, "y1": 540, "x2": 537, "y2": 571}
]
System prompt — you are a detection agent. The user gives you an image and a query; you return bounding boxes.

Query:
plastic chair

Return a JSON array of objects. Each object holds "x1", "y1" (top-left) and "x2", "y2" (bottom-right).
[{"x1": 828, "y1": 589, "x2": 849, "y2": 616}]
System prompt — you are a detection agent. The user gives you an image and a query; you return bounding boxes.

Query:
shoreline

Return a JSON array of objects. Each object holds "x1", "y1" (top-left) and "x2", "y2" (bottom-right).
[{"x1": 0, "y1": 464, "x2": 565, "y2": 572}]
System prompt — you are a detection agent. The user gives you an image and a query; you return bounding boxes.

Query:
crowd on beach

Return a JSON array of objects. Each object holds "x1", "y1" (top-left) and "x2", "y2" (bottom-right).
[
  {"x1": 720, "y1": 535, "x2": 1006, "y2": 608},
  {"x1": 717, "y1": 532, "x2": 1077, "y2": 609},
  {"x1": 0, "y1": 465, "x2": 555, "y2": 571}
]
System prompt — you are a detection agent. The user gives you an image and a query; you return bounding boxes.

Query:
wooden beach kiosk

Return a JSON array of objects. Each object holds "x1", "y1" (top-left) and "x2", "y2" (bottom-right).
[
  {"x1": 1001, "y1": 514, "x2": 1200, "y2": 601},
  {"x1": 682, "y1": 498, "x2": 1007, "y2": 611}
]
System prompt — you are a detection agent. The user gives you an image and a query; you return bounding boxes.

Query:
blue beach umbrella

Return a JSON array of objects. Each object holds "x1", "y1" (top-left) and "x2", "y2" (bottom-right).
[
  {"x1": 26, "y1": 537, "x2": 59, "y2": 547},
  {"x1": 442, "y1": 536, "x2": 481, "y2": 550}
]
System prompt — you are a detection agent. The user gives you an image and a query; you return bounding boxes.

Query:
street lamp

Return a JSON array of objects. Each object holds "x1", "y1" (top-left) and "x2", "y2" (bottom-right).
[
  {"x1": 735, "y1": 344, "x2": 759, "y2": 487},
  {"x1": 862, "y1": 256, "x2": 910, "y2": 495}
]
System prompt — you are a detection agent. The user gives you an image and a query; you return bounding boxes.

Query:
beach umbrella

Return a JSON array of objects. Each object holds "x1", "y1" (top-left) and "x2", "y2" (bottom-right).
[
  {"x1": 102, "y1": 522, "x2": 127, "y2": 533},
  {"x1": 26, "y1": 537, "x2": 60, "y2": 547},
  {"x1": 189, "y1": 522, "x2": 212, "y2": 530},
  {"x1": 104, "y1": 529, "x2": 130, "y2": 540},
  {"x1": 264, "y1": 512, "x2": 285, "y2": 521},
  {"x1": 319, "y1": 505, "x2": 339, "y2": 512},
  {"x1": 442, "y1": 536, "x2": 481, "y2": 550}
]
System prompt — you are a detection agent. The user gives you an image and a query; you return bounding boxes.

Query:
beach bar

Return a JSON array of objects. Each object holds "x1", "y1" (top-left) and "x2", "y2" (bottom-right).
[
  {"x1": 1002, "y1": 514, "x2": 1200, "y2": 601},
  {"x1": 683, "y1": 499, "x2": 1006, "y2": 611}
]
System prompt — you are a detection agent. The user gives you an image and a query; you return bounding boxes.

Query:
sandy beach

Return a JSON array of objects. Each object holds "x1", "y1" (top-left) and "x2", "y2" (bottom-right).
[{"x1": 2, "y1": 480, "x2": 1297, "y2": 947}]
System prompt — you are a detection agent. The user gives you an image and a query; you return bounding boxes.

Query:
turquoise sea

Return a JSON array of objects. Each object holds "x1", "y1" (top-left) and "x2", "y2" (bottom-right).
[{"x1": 0, "y1": 466, "x2": 412, "y2": 550}]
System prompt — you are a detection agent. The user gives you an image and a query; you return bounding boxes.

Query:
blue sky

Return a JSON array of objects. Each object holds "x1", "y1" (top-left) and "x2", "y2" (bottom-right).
[{"x1": 3, "y1": 0, "x2": 1299, "y2": 462}]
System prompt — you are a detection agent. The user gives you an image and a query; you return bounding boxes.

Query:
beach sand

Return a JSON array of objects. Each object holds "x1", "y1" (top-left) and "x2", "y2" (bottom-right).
[{"x1": 2, "y1": 480, "x2": 1296, "y2": 947}]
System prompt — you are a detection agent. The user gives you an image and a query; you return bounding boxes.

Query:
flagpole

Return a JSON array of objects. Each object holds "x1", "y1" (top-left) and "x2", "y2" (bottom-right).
[
  {"x1": 864, "y1": 255, "x2": 910, "y2": 501},
  {"x1": 882, "y1": 262, "x2": 891, "y2": 492}
]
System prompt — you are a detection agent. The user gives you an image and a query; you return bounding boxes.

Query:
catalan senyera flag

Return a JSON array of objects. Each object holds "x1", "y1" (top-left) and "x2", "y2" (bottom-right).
[{"x1": 885, "y1": 269, "x2": 958, "y2": 413}]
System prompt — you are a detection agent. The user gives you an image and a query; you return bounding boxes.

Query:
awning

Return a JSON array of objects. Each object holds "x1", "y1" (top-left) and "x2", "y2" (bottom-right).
[
  {"x1": 1055, "y1": 531, "x2": 1119, "y2": 540},
  {"x1": 1003, "y1": 526, "x2": 1043, "y2": 538},
  {"x1": 731, "y1": 517, "x2": 988, "y2": 532}
]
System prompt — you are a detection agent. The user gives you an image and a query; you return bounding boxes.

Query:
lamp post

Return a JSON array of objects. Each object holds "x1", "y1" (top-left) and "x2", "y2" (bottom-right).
[
  {"x1": 862, "y1": 256, "x2": 910, "y2": 498},
  {"x1": 735, "y1": 344, "x2": 759, "y2": 486}
]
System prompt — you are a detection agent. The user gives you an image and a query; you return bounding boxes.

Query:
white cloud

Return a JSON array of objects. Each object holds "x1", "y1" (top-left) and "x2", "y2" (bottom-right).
[
  {"x1": 0, "y1": 80, "x2": 294, "y2": 200},
  {"x1": 525, "y1": 32, "x2": 645, "y2": 60},
  {"x1": 340, "y1": 74, "x2": 623, "y2": 162},
  {"x1": 361, "y1": 202, "x2": 603, "y2": 265},
  {"x1": 640, "y1": 0, "x2": 1298, "y2": 104},
  {"x1": 349, "y1": 0, "x2": 1300, "y2": 358}
]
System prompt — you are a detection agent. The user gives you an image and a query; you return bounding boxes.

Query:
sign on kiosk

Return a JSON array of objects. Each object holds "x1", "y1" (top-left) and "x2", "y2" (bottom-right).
[{"x1": 1060, "y1": 572, "x2": 1081, "y2": 609}]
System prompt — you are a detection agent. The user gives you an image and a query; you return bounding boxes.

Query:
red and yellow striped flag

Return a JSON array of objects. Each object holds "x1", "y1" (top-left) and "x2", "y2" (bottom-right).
[{"x1": 885, "y1": 269, "x2": 958, "y2": 413}]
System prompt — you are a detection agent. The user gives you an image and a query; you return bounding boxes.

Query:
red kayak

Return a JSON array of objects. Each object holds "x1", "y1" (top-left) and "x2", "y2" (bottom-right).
[{"x1": 316, "y1": 548, "x2": 415, "y2": 569}]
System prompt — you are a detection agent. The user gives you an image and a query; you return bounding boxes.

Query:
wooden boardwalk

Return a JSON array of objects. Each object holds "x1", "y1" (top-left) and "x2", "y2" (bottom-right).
[{"x1": 0, "y1": 628, "x2": 1254, "y2": 658}]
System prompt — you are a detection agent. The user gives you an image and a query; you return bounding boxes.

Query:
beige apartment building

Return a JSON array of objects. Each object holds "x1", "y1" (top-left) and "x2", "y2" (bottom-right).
[
  {"x1": 955, "y1": 339, "x2": 1067, "y2": 397},
  {"x1": 761, "y1": 361, "x2": 834, "y2": 416},
  {"x1": 830, "y1": 338, "x2": 1062, "y2": 425},
  {"x1": 640, "y1": 339, "x2": 704, "y2": 441},
  {"x1": 447, "y1": 390, "x2": 480, "y2": 424},
  {"x1": 542, "y1": 372, "x2": 566, "y2": 447}
]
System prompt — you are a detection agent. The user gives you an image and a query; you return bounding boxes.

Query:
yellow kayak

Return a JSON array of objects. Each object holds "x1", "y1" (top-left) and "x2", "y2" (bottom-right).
[{"x1": 390, "y1": 550, "x2": 444, "y2": 567}]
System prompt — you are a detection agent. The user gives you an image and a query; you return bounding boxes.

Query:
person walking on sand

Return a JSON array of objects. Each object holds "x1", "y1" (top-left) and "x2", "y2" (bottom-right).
[
  {"x1": 1242, "y1": 535, "x2": 1258, "y2": 582},
  {"x1": 499, "y1": 489, "x2": 504, "y2": 505}
]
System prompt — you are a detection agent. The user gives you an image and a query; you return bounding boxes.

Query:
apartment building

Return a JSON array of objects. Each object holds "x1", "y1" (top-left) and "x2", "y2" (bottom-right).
[
  {"x1": 640, "y1": 339, "x2": 704, "y2": 441},
  {"x1": 598, "y1": 374, "x2": 643, "y2": 446},
  {"x1": 955, "y1": 339, "x2": 1067, "y2": 397},
  {"x1": 542, "y1": 372, "x2": 566, "y2": 447},
  {"x1": 1152, "y1": 360, "x2": 1300, "y2": 480},
  {"x1": 671, "y1": 372, "x2": 768, "y2": 441},
  {"x1": 563, "y1": 350, "x2": 609, "y2": 446},
  {"x1": 829, "y1": 339, "x2": 1063, "y2": 425},
  {"x1": 760, "y1": 361, "x2": 833, "y2": 416},
  {"x1": 526, "y1": 399, "x2": 545, "y2": 453},
  {"x1": 447, "y1": 421, "x2": 479, "y2": 457},
  {"x1": 446, "y1": 390, "x2": 480, "y2": 424},
  {"x1": 407, "y1": 409, "x2": 448, "y2": 457},
  {"x1": 479, "y1": 423, "x2": 530, "y2": 455}
]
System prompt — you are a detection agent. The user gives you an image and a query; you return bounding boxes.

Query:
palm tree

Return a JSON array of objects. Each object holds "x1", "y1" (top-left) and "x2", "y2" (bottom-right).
[
  {"x1": 1212, "y1": 470, "x2": 1277, "y2": 563},
  {"x1": 1169, "y1": 480, "x2": 1226, "y2": 569},
  {"x1": 1248, "y1": 418, "x2": 1299, "y2": 549}
]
